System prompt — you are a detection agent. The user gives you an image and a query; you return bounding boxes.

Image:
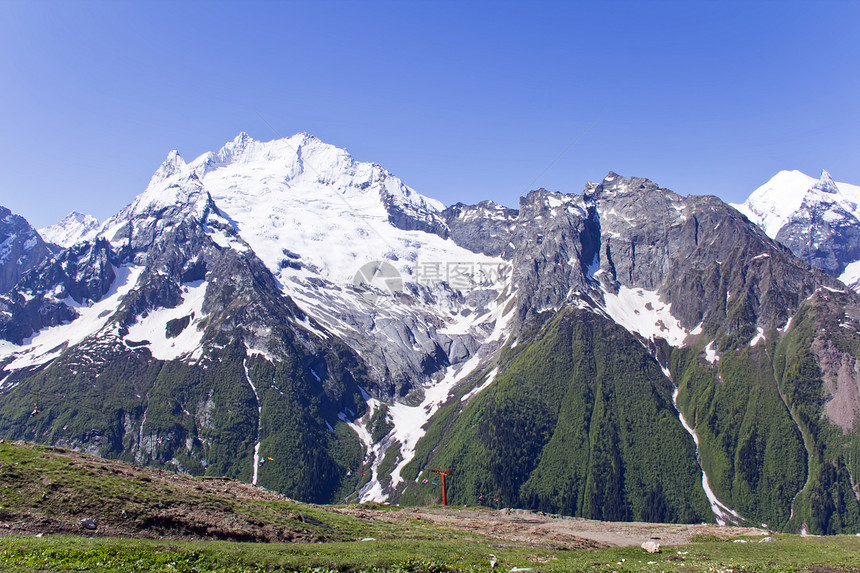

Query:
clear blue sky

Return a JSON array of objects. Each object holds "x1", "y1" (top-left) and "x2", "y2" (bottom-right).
[{"x1": 1, "y1": 1, "x2": 858, "y2": 228}]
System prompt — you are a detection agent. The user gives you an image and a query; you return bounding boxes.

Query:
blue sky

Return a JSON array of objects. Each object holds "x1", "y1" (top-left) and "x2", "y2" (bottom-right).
[{"x1": 1, "y1": 1, "x2": 858, "y2": 228}]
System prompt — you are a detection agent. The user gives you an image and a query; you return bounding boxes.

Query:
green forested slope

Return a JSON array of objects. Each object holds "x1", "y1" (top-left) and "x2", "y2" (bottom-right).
[
  {"x1": 398, "y1": 308, "x2": 711, "y2": 523},
  {"x1": 772, "y1": 295, "x2": 860, "y2": 534},
  {"x1": 0, "y1": 337, "x2": 367, "y2": 504},
  {"x1": 672, "y1": 342, "x2": 806, "y2": 529},
  {"x1": 672, "y1": 289, "x2": 860, "y2": 534}
]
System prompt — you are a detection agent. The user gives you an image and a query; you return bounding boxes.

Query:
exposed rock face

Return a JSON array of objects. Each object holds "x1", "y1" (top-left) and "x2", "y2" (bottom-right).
[
  {"x1": 382, "y1": 185, "x2": 449, "y2": 238},
  {"x1": 817, "y1": 339, "x2": 860, "y2": 434},
  {"x1": 807, "y1": 289, "x2": 860, "y2": 434},
  {"x1": 586, "y1": 173, "x2": 840, "y2": 339},
  {"x1": 775, "y1": 197, "x2": 860, "y2": 279},
  {"x1": 0, "y1": 206, "x2": 52, "y2": 295},
  {"x1": 443, "y1": 201, "x2": 519, "y2": 257},
  {"x1": 0, "y1": 238, "x2": 118, "y2": 344},
  {"x1": 505, "y1": 189, "x2": 597, "y2": 326}
]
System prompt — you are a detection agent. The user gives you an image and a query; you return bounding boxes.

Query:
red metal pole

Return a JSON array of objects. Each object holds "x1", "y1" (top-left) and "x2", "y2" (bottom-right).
[{"x1": 432, "y1": 468, "x2": 454, "y2": 506}]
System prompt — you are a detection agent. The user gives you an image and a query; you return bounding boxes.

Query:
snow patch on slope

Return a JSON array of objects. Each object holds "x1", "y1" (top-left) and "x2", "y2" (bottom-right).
[
  {"x1": 124, "y1": 281, "x2": 208, "y2": 360},
  {"x1": 600, "y1": 285, "x2": 689, "y2": 347},
  {"x1": 704, "y1": 341, "x2": 719, "y2": 364},
  {"x1": 749, "y1": 327, "x2": 766, "y2": 347},
  {"x1": 243, "y1": 359, "x2": 263, "y2": 486},
  {"x1": 840, "y1": 260, "x2": 860, "y2": 290},
  {"x1": 339, "y1": 397, "x2": 388, "y2": 502},
  {"x1": 460, "y1": 367, "x2": 499, "y2": 403}
]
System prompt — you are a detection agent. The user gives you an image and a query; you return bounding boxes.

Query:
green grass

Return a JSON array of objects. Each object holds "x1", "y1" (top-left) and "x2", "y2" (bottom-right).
[
  {"x1": 2, "y1": 534, "x2": 860, "y2": 572},
  {"x1": 2, "y1": 440, "x2": 860, "y2": 572}
]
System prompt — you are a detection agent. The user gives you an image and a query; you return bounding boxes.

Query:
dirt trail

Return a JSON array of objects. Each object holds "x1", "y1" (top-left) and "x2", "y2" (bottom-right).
[{"x1": 386, "y1": 507, "x2": 770, "y2": 548}]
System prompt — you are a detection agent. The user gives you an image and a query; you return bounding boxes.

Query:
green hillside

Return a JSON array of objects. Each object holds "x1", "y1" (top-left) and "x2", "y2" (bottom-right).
[{"x1": 398, "y1": 308, "x2": 710, "y2": 522}]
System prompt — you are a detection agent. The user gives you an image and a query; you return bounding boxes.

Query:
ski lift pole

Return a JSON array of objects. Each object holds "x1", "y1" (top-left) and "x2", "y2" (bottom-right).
[{"x1": 431, "y1": 468, "x2": 455, "y2": 506}]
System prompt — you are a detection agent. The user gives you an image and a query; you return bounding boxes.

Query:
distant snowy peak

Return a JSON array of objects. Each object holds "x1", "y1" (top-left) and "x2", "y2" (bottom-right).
[
  {"x1": 732, "y1": 169, "x2": 860, "y2": 239},
  {"x1": 733, "y1": 169, "x2": 860, "y2": 291},
  {"x1": 38, "y1": 211, "x2": 100, "y2": 248}
]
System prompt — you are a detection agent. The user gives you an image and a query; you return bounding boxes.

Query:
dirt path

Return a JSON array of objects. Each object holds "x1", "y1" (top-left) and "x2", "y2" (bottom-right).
[{"x1": 389, "y1": 507, "x2": 771, "y2": 548}]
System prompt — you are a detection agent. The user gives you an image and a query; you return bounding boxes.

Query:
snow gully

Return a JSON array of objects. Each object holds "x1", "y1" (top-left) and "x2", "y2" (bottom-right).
[{"x1": 243, "y1": 359, "x2": 263, "y2": 486}]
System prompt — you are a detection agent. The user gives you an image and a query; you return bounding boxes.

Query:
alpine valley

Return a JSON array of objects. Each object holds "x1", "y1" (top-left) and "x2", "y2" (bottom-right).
[{"x1": 2, "y1": 134, "x2": 860, "y2": 535}]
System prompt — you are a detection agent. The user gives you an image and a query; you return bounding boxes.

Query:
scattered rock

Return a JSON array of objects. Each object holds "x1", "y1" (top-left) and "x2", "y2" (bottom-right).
[
  {"x1": 79, "y1": 518, "x2": 97, "y2": 530},
  {"x1": 297, "y1": 513, "x2": 329, "y2": 528},
  {"x1": 759, "y1": 536, "x2": 774, "y2": 543},
  {"x1": 360, "y1": 537, "x2": 376, "y2": 542},
  {"x1": 641, "y1": 541, "x2": 661, "y2": 553}
]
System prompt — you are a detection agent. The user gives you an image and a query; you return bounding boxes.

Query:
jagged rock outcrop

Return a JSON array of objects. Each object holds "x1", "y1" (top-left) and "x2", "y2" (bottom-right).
[
  {"x1": 587, "y1": 173, "x2": 843, "y2": 339},
  {"x1": 443, "y1": 200, "x2": 518, "y2": 257},
  {"x1": 0, "y1": 206, "x2": 52, "y2": 295},
  {"x1": 0, "y1": 238, "x2": 118, "y2": 344}
]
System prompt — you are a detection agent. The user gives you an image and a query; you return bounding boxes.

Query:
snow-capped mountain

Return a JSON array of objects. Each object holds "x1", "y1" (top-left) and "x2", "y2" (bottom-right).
[
  {"x1": 1, "y1": 134, "x2": 859, "y2": 534},
  {"x1": 38, "y1": 212, "x2": 100, "y2": 249},
  {"x1": 0, "y1": 206, "x2": 52, "y2": 295},
  {"x1": 95, "y1": 132, "x2": 511, "y2": 398},
  {"x1": 733, "y1": 170, "x2": 860, "y2": 291}
]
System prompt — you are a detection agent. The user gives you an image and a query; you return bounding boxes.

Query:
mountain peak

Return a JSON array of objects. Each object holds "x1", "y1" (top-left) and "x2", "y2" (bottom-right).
[
  {"x1": 38, "y1": 211, "x2": 100, "y2": 249},
  {"x1": 230, "y1": 131, "x2": 255, "y2": 149},
  {"x1": 813, "y1": 169, "x2": 839, "y2": 194},
  {"x1": 151, "y1": 150, "x2": 187, "y2": 184},
  {"x1": 215, "y1": 132, "x2": 257, "y2": 162}
]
